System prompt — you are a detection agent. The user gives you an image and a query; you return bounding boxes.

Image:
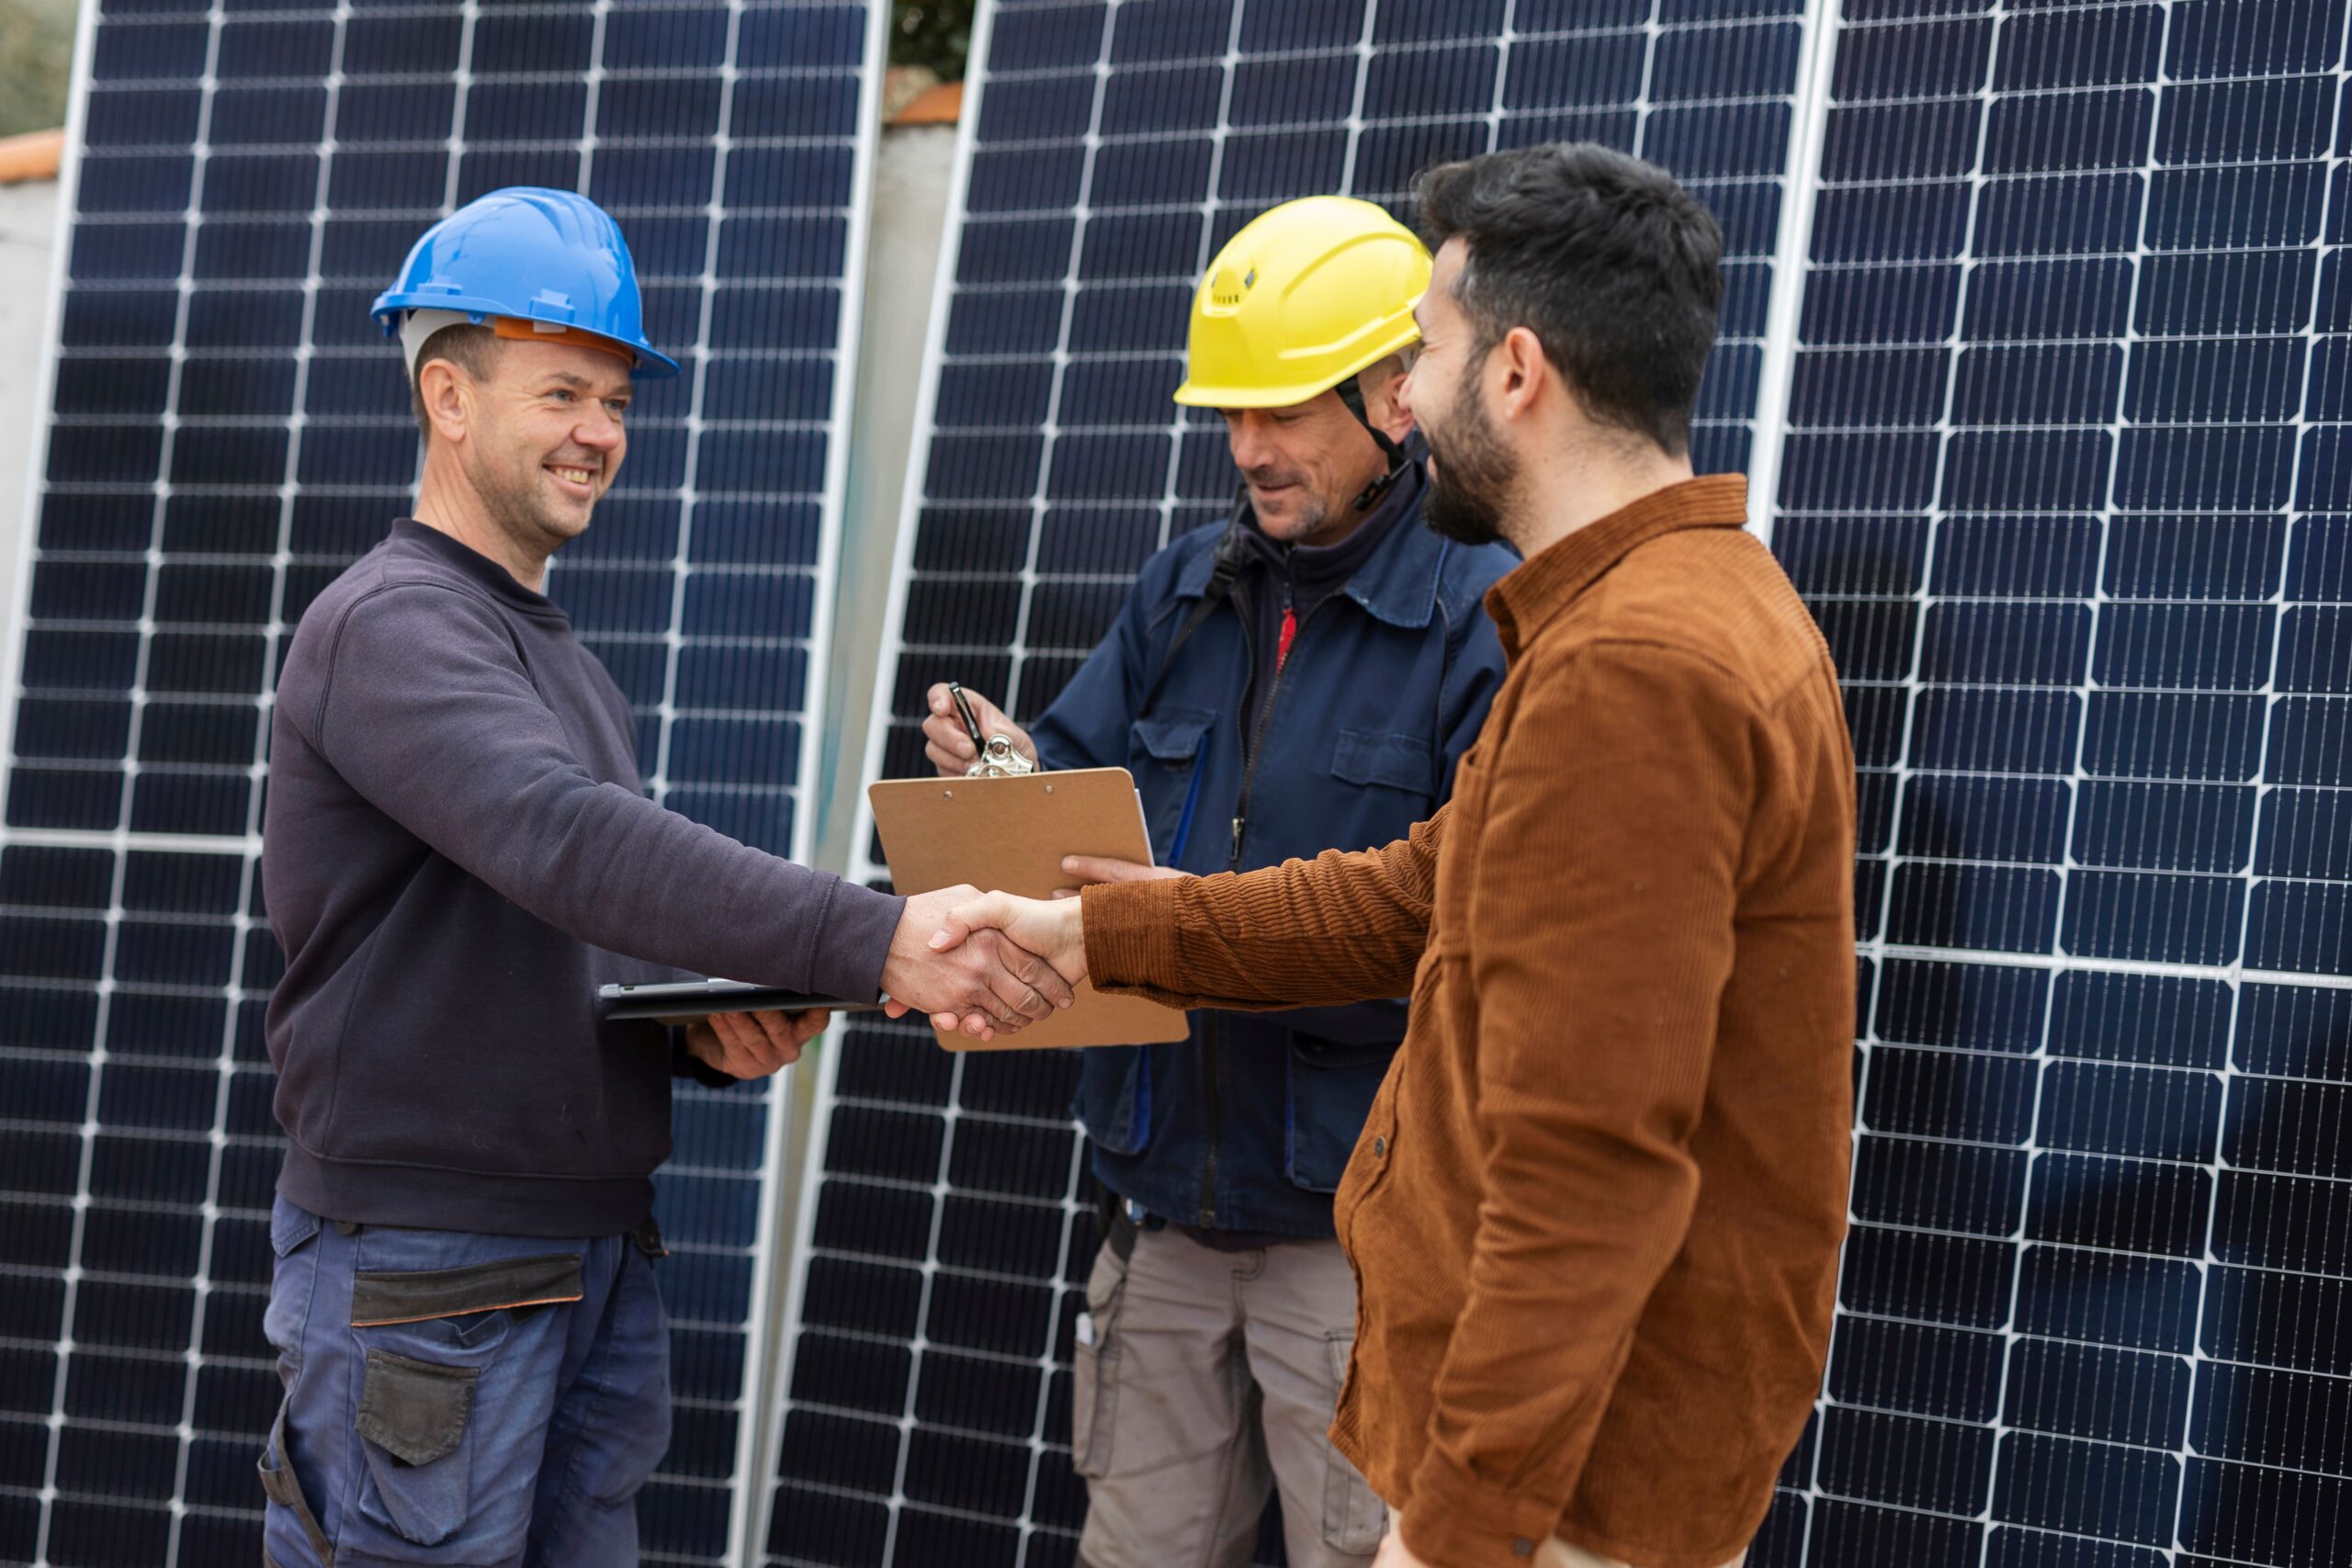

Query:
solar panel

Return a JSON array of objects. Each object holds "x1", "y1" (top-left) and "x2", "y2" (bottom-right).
[
  {"x1": 0, "y1": 3, "x2": 885, "y2": 1564},
  {"x1": 764, "y1": 3, "x2": 1817, "y2": 1563},
  {"x1": 1772, "y1": 3, "x2": 2352, "y2": 1564}
]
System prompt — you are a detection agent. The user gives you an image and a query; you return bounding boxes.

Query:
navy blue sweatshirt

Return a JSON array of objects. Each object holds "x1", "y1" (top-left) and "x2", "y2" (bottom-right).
[{"x1": 262, "y1": 520, "x2": 903, "y2": 1236}]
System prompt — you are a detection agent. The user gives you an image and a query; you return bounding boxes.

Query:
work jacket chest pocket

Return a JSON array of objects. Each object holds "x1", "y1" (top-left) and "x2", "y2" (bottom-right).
[
  {"x1": 1128, "y1": 708, "x2": 1216, "y2": 865},
  {"x1": 1331, "y1": 728, "x2": 1436, "y2": 801}
]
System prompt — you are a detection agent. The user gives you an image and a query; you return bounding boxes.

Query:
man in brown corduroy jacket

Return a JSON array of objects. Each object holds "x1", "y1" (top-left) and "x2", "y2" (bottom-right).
[{"x1": 925, "y1": 143, "x2": 1857, "y2": 1568}]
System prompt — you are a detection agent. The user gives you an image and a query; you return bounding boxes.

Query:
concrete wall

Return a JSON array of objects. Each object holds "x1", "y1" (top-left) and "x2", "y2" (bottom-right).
[
  {"x1": 813, "y1": 120, "x2": 956, "y2": 876},
  {"x1": 0, "y1": 175, "x2": 62, "y2": 680}
]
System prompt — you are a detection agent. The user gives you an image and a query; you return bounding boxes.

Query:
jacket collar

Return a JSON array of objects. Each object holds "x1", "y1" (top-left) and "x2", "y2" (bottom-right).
[
  {"x1": 1173, "y1": 464, "x2": 1451, "y2": 630},
  {"x1": 1485, "y1": 475, "x2": 1750, "y2": 660}
]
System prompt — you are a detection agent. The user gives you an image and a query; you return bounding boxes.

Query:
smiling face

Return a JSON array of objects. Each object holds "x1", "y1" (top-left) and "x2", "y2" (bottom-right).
[
  {"x1": 1398, "y1": 239, "x2": 1519, "y2": 547},
  {"x1": 447, "y1": 338, "x2": 632, "y2": 555},
  {"x1": 1220, "y1": 360, "x2": 1408, "y2": 547}
]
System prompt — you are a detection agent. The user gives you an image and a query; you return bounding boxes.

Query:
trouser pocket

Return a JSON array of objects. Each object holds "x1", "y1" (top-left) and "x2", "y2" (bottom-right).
[
  {"x1": 259, "y1": 1399, "x2": 335, "y2": 1567},
  {"x1": 347, "y1": 1248, "x2": 583, "y2": 1551},
  {"x1": 354, "y1": 1348, "x2": 481, "y2": 1545},
  {"x1": 1070, "y1": 1241, "x2": 1130, "y2": 1479},
  {"x1": 1319, "y1": 1333, "x2": 1386, "y2": 1553},
  {"x1": 570, "y1": 1247, "x2": 673, "y2": 1510}
]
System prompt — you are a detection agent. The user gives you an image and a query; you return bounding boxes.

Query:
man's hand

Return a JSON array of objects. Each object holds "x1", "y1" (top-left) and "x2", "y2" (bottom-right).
[
  {"x1": 1051, "y1": 853, "x2": 1188, "y2": 898},
  {"x1": 922, "y1": 683, "x2": 1037, "y2": 777},
  {"x1": 1371, "y1": 1527, "x2": 1433, "y2": 1568},
  {"x1": 880, "y1": 884, "x2": 1076, "y2": 1041},
  {"x1": 928, "y1": 890, "x2": 1088, "y2": 1007},
  {"x1": 684, "y1": 1008, "x2": 829, "y2": 1078}
]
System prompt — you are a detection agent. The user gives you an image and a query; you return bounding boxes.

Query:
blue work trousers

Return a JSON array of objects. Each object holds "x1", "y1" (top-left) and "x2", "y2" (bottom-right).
[{"x1": 256, "y1": 1196, "x2": 673, "y2": 1567}]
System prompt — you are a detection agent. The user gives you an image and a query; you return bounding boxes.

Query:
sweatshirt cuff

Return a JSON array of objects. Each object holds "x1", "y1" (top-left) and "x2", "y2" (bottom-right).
[
  {"x1": 668, "y1": 1026, "x2": 738, "y2": 1089},
  {"x1": 1399, "y1": 1448, "x2": 1565, "y2": 1568},
  {"x1": 1080, "y1": 878, "x2": 1182, "y2": 995},
  {"x1": 805, "y1": 880, "x2": 905, "y2": 1003}
]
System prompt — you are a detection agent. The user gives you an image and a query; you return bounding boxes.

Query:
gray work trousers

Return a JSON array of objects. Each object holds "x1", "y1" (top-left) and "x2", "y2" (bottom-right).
[{"x1": 1071, "y1": 1225, "x2": 1385, "y2": 1568}]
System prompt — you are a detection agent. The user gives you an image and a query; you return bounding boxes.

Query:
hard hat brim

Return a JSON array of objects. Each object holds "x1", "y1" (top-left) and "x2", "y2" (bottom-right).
[
  {"x1": 1170, "y1": 321, "x2": 1420, "y2": 410},
  {"x1": 372, "y1": 294, "x2": 683, "y2": 380}
]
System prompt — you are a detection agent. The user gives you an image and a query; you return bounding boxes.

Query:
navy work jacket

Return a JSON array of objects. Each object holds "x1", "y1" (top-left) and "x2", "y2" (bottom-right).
[{"x1": 1029, "y1": 480, "x2": 1513, "y2": 1237}]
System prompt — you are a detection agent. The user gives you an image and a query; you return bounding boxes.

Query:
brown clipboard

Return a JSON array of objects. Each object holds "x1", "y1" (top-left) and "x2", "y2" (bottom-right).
[{"x1": 868, "y1": 769, "x2": 1193, "y2": 1052}]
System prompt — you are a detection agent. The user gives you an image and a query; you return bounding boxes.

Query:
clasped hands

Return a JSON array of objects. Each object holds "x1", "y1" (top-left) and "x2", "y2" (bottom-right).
[{"x1": 879, "y1": 855, "x2": 1182, "y2": 1040}]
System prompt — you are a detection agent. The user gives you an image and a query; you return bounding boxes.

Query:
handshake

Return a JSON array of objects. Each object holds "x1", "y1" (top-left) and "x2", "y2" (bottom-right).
[
  {"x1": 876, "y1": 883, "x2": 1088, "y2": 1041},
  {"x1": 871, "y1": 682, "x2": 1184, "y2": 1042}
]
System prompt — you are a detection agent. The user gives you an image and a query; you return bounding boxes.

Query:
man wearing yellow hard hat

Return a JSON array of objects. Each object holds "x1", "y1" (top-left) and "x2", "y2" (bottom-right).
[{"x1": 920, "y1": 197, "x2": 1516, "y2": 1567}]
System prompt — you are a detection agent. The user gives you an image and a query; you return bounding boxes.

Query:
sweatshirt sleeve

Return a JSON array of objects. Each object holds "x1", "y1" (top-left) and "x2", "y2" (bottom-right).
[
  {"x1": 292, "y1": 582, "x2": 902, "y2": 999},
  {"x1": 1399, "y1": 642, "x2": 1752, "y2": 1566},
  {"x1": 1080, "y1": 808, "x2": 1442, "y2": 1010}
]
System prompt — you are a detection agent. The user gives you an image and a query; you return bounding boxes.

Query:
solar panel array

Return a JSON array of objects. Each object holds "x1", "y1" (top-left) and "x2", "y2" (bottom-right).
[
  {"x1": 1773, "y1": 3, "x2": 2352, "y2": 1565},
  {"x1": 767, "y1": 2, "x2": 1819, "y2": 1564},
  {"x1": 0, "y1": 2, "x2": 884, "y2": 1564}
]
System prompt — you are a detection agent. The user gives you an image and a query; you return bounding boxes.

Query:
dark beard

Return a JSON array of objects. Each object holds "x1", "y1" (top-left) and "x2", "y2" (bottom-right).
[{"x1": 1419, "y1": 380, "x2": 1515, "y2": 547}]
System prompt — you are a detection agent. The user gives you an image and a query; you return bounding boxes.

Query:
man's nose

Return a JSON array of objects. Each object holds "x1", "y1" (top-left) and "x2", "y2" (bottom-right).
[
  {"x1": 1232, "y1": 409, "x2": 1270, "y2": 469},
  {"x1": 575, "y1": 402, "x2": 624, "y2": 451}
]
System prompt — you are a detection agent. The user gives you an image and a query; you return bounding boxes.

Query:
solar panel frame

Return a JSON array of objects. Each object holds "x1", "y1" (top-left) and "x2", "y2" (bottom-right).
[{"x1": 0, "y1": 3, "x2": 889, "y2": 1564}]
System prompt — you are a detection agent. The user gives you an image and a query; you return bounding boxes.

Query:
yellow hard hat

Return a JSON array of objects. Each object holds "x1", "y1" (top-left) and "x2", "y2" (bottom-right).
[{"x1": 1172, "y1": 196, "x2": 1431, "y2": 410}]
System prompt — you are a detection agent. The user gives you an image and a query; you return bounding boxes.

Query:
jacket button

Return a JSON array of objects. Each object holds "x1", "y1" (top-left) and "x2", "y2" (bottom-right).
[
  {"x1": 1373, "y1": 1135, "x2": 1388, "y2": 1157},
  {"x1": 1511, "y1": 1540, "x2": 1536, "y2": 1558}
]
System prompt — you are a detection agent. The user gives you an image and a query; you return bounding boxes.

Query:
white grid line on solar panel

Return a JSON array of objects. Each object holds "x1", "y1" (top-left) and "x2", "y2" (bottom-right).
[
  {"x1": 934, "y1": 186, "x2": 1790, "y2": 231},
  {"x1": 1826, "y1": 1303, "x2": 2352, "y2": 1387},
  {"x1": 25, "y1": 491, "x2": 833, "y2": 510},
  {"x1": 53, "y1": 207, "x2": 857, "y2": 229},
  {"x1": 787, "y1": 1319, "x2": 1067, "y2": 1385},
  {"x1": 762, "y1": 1484, "x2": 1077, "y2": 1548},
  {"x1": 1849, "y1": 1121, "x2": 2352, "y2": 1188},
  {"x1": 962, "y1": 96, "x2": 1804, "y2": 158},
  {"x1": 73, "y1": 131, "x2": 858, "y2": 155},
  {"x1": 1833, "y1": 1203, "x2": 2352, "y2": 1286}
]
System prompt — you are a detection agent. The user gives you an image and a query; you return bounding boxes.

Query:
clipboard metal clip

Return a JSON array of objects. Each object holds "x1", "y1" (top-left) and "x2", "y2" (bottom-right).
[
  {"x1": 949, "y1": 682, "x2": 1038, "y2": 778},
  {"x1": 968, "y1": 734, "x2": 1037, "y2": 778}
]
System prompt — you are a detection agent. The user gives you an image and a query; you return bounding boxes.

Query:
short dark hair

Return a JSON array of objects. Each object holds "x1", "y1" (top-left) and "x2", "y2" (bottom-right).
[
  {"x1": 1412, "y1": 142, "x2": 1724, "y2": 457},
  {"x1": 410, "y1": 322, "x2": 503, "y2": 438}
]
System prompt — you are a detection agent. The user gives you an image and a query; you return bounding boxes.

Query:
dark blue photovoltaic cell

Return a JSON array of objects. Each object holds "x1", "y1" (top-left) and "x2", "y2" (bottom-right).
[{"x1": 1, "y1": 5, "x2": 876, "y2": 1565}]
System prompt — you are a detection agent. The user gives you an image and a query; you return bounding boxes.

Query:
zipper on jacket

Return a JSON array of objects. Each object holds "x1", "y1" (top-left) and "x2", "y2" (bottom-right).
[
  {"x1": 1202, "y1": 578, "x2": 1326, "y2": 1225},
  {"x1": 1198, "y1": 579, "x2": 1259, "y2": 1230},
  {"x1": 1228, "y1": 582, "x2": 1324, "y2": 871}
]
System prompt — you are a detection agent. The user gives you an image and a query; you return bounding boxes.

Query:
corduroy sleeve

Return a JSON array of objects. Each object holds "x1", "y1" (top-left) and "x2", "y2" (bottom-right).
[
  {"x1": 1401, "y1": 642, "x2": 1755, "y2": 1568},
  {"x1": 1081, "y1": 807, "x2": 1445, "y2": 1010}
]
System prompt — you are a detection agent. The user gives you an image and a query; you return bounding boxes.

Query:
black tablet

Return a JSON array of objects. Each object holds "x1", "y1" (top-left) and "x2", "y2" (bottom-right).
[{"x1": 598, "y1": 979, "x2": 883, "y2": 1023}]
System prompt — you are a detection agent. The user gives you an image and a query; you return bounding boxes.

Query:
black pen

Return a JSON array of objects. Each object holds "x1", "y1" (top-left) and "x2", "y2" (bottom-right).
[{"x1": 946, "y1": 682, "x2": 988, "y2": 758}]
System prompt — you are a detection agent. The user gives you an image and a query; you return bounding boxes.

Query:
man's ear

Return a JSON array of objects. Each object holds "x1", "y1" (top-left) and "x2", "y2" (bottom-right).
[
  {"x1": 417, "y1": 358, "x2": 473, "y2": 446},
  {"x1": 1358, "y1": 355, "x2": 1417, "y2": 443},
  {"x1": 1493, "y1": 326, "x2": 1550, "y2": 423}
]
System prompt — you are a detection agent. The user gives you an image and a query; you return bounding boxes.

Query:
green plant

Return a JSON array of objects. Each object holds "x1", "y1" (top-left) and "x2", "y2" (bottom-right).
[
  {"x1": 892, "y1": 0, "x2": 974, "y2": 82},
  {"x1": 0, "y1": 0, "x2": 75, "y2": 138}
]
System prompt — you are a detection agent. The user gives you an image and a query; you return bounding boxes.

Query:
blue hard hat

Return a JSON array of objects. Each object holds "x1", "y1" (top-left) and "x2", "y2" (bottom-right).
[{"x1": 371, "y1": 186, "x2": 681, "y2": 379}]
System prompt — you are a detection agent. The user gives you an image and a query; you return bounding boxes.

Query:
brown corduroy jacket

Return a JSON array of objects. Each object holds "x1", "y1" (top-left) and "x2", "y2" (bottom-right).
[{"x1": 1081, "y1": 477, "x2": 1857, "y2": 1568}]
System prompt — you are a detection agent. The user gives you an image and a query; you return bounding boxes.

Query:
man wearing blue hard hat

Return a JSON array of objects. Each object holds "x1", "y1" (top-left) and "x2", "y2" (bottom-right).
[{"x1": 254, "y1": 187, "x2": 1072, "y2": 1567}]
